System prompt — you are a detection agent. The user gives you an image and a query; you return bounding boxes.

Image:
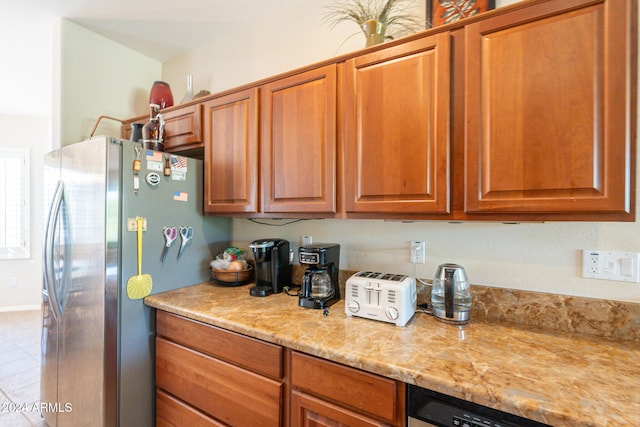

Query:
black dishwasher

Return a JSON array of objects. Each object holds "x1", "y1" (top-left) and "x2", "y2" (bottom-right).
[{"x1": 407, "y1": 384, "x2": 552, "y2": 427}]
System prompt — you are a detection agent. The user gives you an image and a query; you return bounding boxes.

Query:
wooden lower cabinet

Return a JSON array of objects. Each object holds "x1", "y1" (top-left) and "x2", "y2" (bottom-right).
[
  {"x1": 290, "y1": 352, "x2": 405, "y2": 427},
  {"x1": 154, "y1": 311, "x2": 406, "y2": 427},
  {"x1": 155, "y1": 311, "x2": 284, "y2": 426}
]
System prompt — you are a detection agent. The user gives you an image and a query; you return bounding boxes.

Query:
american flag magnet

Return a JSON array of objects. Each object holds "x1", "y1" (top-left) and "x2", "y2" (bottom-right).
[
  {"x1": 170, "y1": 155, "x2": 188, "y2": 181},
  {"x1": 173, "y1": 191, "x2": 188, "y2": 202}
]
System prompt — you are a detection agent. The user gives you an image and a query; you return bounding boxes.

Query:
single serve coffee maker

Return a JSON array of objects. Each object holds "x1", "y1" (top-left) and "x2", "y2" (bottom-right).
[
  {"x1": 249, "y1": 239, "x2": 292, "y2": 297},
  {"x1": 298, "y1": 243, "x2": 340, "y2": 309}
]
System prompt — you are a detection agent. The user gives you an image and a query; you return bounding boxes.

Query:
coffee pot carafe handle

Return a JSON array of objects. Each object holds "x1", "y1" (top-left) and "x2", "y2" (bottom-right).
[
  {"x1": 301, "y1": 270, "x2": 312, "y2": 298},
  {"x1": 444, "y1": 268, "x2": 455, "y2": 319}
]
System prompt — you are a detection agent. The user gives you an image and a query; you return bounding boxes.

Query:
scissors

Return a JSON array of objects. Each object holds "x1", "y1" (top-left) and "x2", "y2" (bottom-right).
[
  {"x1": 161, "y1": 227, "x2": 178, "y2": 263},
  {"x1": 178, "y1": 226, "x2": 193, "y2": 259}
]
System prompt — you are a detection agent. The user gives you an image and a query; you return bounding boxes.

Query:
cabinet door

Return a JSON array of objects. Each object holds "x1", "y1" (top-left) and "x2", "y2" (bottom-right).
[
  {"x1": 121, "y1": 104, "x2": 204, "y2": 154},
  {"x1": 464, "y1": 0, "x2": 633, "y2": 217},
  {"x1": 343, "y1": 33, "x2": 451, "y2": 215},
  {"x1": 203, "y1": 88, "x2": 259, "y2": 214},
  {"x1": 261, "y1": 65, "x2": 337, "y2": 214},
  {"x1": 291, "y1": 391, "x2": 389, "y2": 427},
  {"x1": 162, "y1": 104, "x2": 203, "y2": 153}
]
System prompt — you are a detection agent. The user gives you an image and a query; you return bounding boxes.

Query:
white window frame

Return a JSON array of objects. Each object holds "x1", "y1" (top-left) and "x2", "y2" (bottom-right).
[{"x1": 0, "y1": 148, "x2": 30, "y2": 259}]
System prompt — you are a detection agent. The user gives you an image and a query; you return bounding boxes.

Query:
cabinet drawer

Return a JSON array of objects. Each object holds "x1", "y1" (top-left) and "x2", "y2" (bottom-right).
[
  {"x1": 156, "y1": 337, "x2": 283, "y2": 426},
  {"x1": 156, "y1": 311, "x2": 283, "y2": 379},
  {"x1": 156, "y1": 389, "x2": 225, "y2": 427},
  {"x1": 291, "y1": 352, "x2": 403, "y2": 424}
]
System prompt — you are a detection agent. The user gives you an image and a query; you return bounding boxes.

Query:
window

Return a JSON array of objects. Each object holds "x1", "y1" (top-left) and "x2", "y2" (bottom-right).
[{"x1": 0, "y1": 148, "x2": 29, "y2": 259}]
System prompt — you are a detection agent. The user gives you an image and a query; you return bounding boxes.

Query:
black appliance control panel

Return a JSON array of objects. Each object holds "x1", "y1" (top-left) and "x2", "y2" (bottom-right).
[
  {"x1": 299, "y1": 252, "x2": 321, "y2": 264},
  {"x1": 407, "y1": 384, "x2": 551, "y2": 427},
  {"x1": 452, "y1": 413, "x2": 508, "y2": 427}
]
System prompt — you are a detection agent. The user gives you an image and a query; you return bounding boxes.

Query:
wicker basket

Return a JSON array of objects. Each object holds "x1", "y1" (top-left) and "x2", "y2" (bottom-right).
[{"x1": 211, "y1": 264, "x2": 253, "y2": 286}]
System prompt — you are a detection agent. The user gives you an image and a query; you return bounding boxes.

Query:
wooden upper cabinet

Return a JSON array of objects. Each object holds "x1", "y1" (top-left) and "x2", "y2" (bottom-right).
[
  {"x1": 203, "y1": 88, "x2": 259, "y2": 214},
  {"x1": 121, "y1": 103, "x2": 204, "y2": 155},
  {"x1": 261, "y1": 65, "x2": 337, "y2": 214},
  {"x1": 161, "y1": 104, "x2": 204, "y2": 152},
  {"x1": 464, "y1": 0, "x2": 634, "y2": 219},
  {"x1": 343, "y1": 33, "x2": 451, "y2": 215}
]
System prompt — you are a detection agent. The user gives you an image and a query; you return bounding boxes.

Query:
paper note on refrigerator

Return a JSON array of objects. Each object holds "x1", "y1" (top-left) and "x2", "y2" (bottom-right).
[{"x1": 146, "y1": 150, "x2": 163, "y2": 171}]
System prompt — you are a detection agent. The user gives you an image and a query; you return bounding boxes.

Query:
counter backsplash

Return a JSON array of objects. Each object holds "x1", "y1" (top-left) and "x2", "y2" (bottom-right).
[{"x1": 292, "y1": 266, "x2": 640, "y2": 342}]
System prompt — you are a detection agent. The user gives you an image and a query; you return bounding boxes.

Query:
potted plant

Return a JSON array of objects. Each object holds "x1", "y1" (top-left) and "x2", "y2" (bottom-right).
[{"x1": 322, "y1": 0, "x2": 426, "y2": 47}]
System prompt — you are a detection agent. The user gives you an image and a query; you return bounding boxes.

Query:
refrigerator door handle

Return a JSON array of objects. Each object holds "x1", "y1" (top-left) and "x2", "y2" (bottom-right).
[{"x1": 43, "y1": 180, "x2": 64, "y2": 321}]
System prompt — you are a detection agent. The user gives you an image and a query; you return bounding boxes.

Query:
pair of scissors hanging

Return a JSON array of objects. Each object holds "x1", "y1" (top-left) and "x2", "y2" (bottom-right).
[{"x1": 161, "y1": 226, "x2": 193, "y2": 262}]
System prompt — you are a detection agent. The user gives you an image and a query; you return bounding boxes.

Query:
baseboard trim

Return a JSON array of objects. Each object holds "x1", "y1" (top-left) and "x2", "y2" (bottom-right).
[{"x1": 0, "y1": 305, "x2": 41, "y2": 312}]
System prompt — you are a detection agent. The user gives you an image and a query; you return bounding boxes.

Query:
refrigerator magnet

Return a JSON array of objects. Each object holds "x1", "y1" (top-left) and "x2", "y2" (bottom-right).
[
  {"x1": 173, "y1": 191, "x2": 188, "y2": 202},
  {"x1": 170, "y1": 155, "x2": 188, "y2": 181},
  {"x1": 145, "y1": 150, "x2": 163, "y2": 172}
]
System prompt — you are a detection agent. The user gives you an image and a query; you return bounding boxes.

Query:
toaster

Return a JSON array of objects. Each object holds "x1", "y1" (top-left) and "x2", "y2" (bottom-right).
[{"x1": 345, "y1": 271, "x2": 417, "y2": 327}]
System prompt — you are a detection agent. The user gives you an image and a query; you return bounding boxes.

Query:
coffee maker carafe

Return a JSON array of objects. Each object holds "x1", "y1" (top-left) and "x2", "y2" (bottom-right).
[
  {"x1": 298, "y1": 243, "x2": 340, "y2": 309},
  {"x1": 431, "y1": 263, "x2": 471, "y2": 324},
  {"x1": 249, "y1": 239, "x2": 292, "y2": 297}
]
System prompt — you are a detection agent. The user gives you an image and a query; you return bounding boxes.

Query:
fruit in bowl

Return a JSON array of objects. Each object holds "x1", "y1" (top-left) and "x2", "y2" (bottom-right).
[
  {"x1": 227, "y1": 260, "x2": 244, "y2": 271},
  {"x1": 210, "y1": 247, "x2": 253, "y2": 286}
]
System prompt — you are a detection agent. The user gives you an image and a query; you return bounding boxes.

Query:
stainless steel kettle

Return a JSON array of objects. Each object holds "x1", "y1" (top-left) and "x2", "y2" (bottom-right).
[{"x1": 431, "y1": 263, "x2": 471, "y2": 324}]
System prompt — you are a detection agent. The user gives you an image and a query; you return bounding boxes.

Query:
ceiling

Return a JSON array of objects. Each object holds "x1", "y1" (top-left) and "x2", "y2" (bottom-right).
[
  {"x1": 6, "y1": 0, "x2": 308, "y2": 62},
  {"x1": 1, "y1": 0, "x2": 308, "y2": 116}
]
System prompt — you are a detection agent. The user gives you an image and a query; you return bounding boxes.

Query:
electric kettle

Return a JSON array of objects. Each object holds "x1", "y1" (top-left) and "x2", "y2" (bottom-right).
[{"x1": 431, "y1": 263, "x2": 471, "y2": 324}]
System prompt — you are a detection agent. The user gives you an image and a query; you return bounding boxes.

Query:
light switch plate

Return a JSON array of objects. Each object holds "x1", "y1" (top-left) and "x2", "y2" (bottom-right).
[{"x1": 581, "y1": 250, "x2": 640, "y2": 283}]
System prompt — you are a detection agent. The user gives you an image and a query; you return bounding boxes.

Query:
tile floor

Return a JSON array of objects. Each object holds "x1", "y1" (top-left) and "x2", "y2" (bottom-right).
[{"x1": 0, "y1": 309, "x2": 46, "y2": 427}]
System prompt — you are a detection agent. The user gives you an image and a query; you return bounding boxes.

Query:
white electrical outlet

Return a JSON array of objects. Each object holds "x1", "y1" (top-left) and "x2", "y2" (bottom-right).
[
  {"x1": 581, "y1": 250, "x2": 640, "y2": 282},
  {"x1": 410, "y1": 240, "x2": 426, "y2": 264}
]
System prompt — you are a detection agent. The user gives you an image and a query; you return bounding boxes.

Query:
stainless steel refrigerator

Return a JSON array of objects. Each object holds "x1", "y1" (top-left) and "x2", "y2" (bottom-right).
[{"x1": 41, "y1": 136, "x2": 230, "y2": 426}]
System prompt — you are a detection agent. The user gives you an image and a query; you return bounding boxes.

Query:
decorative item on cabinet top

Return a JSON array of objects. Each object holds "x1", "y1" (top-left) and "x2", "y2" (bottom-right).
[
  {"x1": 427, "y1": 0, "x2": 496, "y2": 28},
  {"x1": 149, "y1": 81, "x2": 174, "y2": 109},
  {"x1": 322, "y1": 0, "x2": 427, "y2": 47},
  {"x1": 180, "y1": 74, "x2": 194, "y2": 104}
]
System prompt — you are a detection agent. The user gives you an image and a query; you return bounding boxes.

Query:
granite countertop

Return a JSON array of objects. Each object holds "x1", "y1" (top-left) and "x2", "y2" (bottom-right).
[{"x1": 144, "y1": 282, "x2": 640, "y2": 427}]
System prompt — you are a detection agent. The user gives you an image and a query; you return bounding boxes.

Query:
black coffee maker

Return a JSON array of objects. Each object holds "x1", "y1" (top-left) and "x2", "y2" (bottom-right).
[
  {"x1": 298, "y1": 243, "x2": 340, "y2": 309},
  {"x1": 249, "y1": 239, "x2": 291, "y2": 297}
]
